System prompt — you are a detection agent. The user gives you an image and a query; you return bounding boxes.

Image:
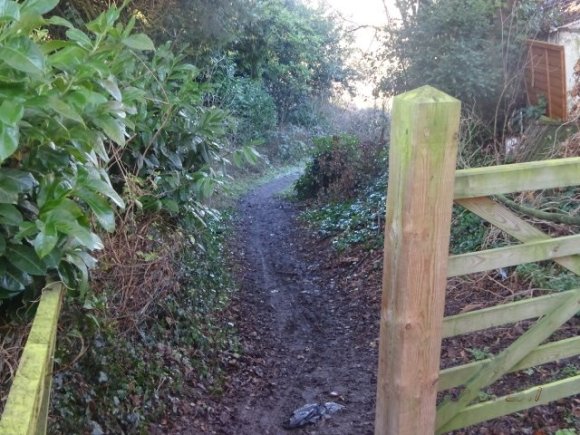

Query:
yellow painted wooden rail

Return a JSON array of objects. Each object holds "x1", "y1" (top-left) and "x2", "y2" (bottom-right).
[
  {"x1": 0, "y1": 283, "x2": 64, "y2": 435},
  {"x1": 374, "y1": 86, "x2": 580, "y2": 435}
]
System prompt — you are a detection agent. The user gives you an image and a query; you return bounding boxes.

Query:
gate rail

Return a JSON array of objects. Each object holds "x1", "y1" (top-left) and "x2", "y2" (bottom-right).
[
  {"x1": 374, "y1": 85, "x2": 580, "y2": 434},
  {"x1": 0, "y1": 283, "x2": 64, "y2": 435}
]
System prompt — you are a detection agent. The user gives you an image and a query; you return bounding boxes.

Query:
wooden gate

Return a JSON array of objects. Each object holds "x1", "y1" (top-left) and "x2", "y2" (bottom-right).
[
  {"x1": 525, "y1": 39, "x2": 567, "y2": 121},
  {"x1": 375, "y1": 86, "x2": 580, "y2": 434}
]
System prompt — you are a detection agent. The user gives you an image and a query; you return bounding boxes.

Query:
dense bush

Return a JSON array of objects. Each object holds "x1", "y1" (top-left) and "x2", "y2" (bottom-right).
[
  {"x1": 379, "y1": 0, "x2": 501, "y2": 108},
  {"x1": 213, "y1": 70, "x2": 278, "y2": 146},
  {"x1": 233, "y1": 0, "x2": 353, "y2": 126},
  {"x1": 294, "y1": 134, "x2": 385, "y2": 200},
  {"x1": 0, "y1": 2, "x2": 142, "y2": 303},
  {"x1": 375, "y1": 0, "x2": 551, "y2": 126},
  {"x1": 0, "y1": 1, "x2": 249, "y2": 306},
  {"x1": 302, "y1": 174, "x2": 387, "y2": 251}
]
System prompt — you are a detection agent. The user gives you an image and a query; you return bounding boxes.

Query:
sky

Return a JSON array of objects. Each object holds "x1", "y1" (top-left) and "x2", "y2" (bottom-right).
[
  {"x1": 308, "y1": 0, "x2": 390, "y2": 52},
  {"x1": 307, "y1": 0, "x2": 394, "y2": 107}
]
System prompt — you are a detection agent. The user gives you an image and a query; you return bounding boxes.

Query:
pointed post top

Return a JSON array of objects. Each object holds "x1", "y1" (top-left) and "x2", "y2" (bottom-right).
[{"x1": 396, "y1": 85, "x2": 460, "y2": 105}]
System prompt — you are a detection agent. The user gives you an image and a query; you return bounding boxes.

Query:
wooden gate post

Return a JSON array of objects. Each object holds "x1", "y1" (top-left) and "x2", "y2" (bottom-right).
[{"x1": 375, "y1": 86, "x2": 460, "y2": 435}]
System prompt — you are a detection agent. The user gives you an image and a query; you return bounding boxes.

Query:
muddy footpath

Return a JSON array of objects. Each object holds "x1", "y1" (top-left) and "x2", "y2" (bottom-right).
[
  {"x1": 156, "y1": 173, "x2": 379, "y2": 435},
  {"x1": 215, "y1": 174, "x2": 378, "y2": 434},
  {"x1": 157, "y1": 173, "x2": 580, "y2": 435}
]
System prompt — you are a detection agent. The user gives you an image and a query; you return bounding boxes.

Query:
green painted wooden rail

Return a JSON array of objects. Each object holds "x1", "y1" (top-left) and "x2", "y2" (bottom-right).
[{"x1": 0, "y1": 283, "x2": 64, "y2": 435}]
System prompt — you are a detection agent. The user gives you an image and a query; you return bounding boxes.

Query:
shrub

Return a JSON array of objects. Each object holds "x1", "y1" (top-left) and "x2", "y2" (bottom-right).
[
  {"x1": 301, "y1": 174, "x2": 387, "y2": 251},
  {"x1": 0, "y1": 3, "x2": 144, "y2": 303},
  {"x1": 0, "y1": 1, "x2": 240, "y2": 305},
  {"x1": 213, "y1": 70, "x2": 278, "y2": 145},
  {"x1": 294, "y1": 134, "x2": 385, "y2": 200}
]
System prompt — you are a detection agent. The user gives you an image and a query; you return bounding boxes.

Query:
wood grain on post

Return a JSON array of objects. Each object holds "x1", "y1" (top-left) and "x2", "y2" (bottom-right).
[{"x1": 375, "y1": 86, "x2": 460, "y2": 435}]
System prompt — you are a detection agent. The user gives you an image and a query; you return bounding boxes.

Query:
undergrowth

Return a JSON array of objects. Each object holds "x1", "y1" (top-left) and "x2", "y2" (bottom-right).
[
  {"x1": 300, "y1": 139, "x2": 579, "y2": 294},
  {"x1": 301, "y1": 172, "x2": 493, "y2": 255},
  {"x1": 301, "y1": 174, "x2": 387, "y2": 252},
  {"x1": 515, "y1": 263, "x2": 580, "y2": 293},
  {"x1": 50, "y1": 213, "x2": 238, "y2": 433}
]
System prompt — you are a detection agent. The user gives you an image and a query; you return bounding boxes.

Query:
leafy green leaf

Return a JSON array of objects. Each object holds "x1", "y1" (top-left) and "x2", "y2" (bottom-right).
[
  {"x1": 121, "y1": 33, "x2": 155, "y2": 51},
  {"x1": 76, "y1": 187, "x2": 115, "y2": 232},
  {"x1": 53, "y1": 219, "x2": 103, "y2": 250},
  {"x1": 0, "y1": 260, "x2": 31, "y2": 292},
  {"x1": 66, "y1": 28, "x2": 92, "y2": 49},
  {"x1": 93, "y1": 115, "x2": 125, "y2": 146},
  {"x1": 45, "y1": 15, "x2": 73, "y2": 28},
  {"x1": 0, "y1": 36, "x2": 45, "y2": 75},
  {"x1": 48, "y1": 96, "x2": 85, "y2": 124},
  {"x1": 0, "y1": 100, "x2": 24, "y2": 125},
  {"x1": 0, "y1": 122, "x2": 18, "y2": 162},
  {"x1": 42, "y1": 244, "x2": 62, "y2": 269},
  {"x1": 14, "y1": 221, "x2": 37, "y2": 240},
  {"x1": 0, "y1": 1, "x2": 20, "y2": 22},
  {"x1": 0, "y1": 235, "x2": 5, "y2": 254},
  {"x1": 0, "y1": 188, "x2": 19, "y2": 205},
  {"x1": 48, "y1": 45, "x2": 85, "y2": 69},
  {"x1": 99, "y1": 76, "x2": 122, "y2": 101},
  {"x1": 33, "y1": 222, "x2": 57, "y2": 258},
  {"x1": 0, "y1": 169, "x2": 36, "y2": 191},
  {"x1": 0, "y1": 204, "x2": 22, "y2": 226},
  {"x1": 65, "y1": 252, "x2": 88, "y2": 299},
  {"x1": 161, "y1": 198, "x2": 179, "y2": 213},
  {"x1": 80, "y1": 174, "x2": 124, "y2": 209},
  {"x1": 76, "y1": 250, "x2": 97, "y2": 269},
  {"x1": 0, "y1": 83, "x2": 26, "y2": 99},
  {"x1": 41, "y1": 201, "x2": 82, "y2": 222},
  {"x1": 20, "y1": 0, "x2": 58, "y2": 15},
  {"x1": 6, "y1": 243, "x2": 46, "y2": 275},
  {"x1": 122, "y1": 86, "x2": 146, "y2": 103}
]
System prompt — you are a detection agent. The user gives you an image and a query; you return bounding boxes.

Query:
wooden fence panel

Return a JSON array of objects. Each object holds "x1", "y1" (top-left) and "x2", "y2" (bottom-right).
[
  {"x1": 436, "y1": 289, "x2": 580, "y2": 431},
  {"x1": 438, "y1": 375, "x2": 580, "y2": 433},
  {"x1": 525, "y1": 39, "x2": 567, "y2": 121}
]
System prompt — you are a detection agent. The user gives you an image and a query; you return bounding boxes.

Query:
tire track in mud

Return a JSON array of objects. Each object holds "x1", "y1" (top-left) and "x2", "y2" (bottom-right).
[{"x1": 224, "y1": 174, "x2": 376, "y2": 435}]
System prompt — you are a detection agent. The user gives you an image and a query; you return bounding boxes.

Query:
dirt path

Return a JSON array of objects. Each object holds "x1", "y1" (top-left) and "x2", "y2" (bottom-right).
[
  {"x1": 154, "y1": 173, "x2": 580, "y2": 434},
  {"x1": 214, "y1": 174, "x2": 377, "y2": 434}
]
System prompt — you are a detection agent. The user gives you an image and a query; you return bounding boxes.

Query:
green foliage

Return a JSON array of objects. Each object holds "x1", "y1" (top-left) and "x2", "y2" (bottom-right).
[
  {"x1": 233, "y1": 0, "x2": 353, "y2": 125},
  {"x1": 450, "y1": 207, "x2": 489, "y2": 255},
  {"x1": 515, "y1": 263, "x2": 580, "y2": 292},
  {"x1": 113, "y1": 41, "x2": 235, "y2": 222},
  {"x1": 378, "y1": 0, "x2": 500, "y2": 107},
  {"x1": 294, "y1": 134, "x2": 361, "y2": 199},
  {"x1": 376, "y1": 0, "x2": 548, "y2": 122},
  {"x1": 152, "y1": 0, "x2": 251, "y2": 58},
  {"x1": 50, "y1": 214, "x2": 239, "y2": 433},
  {"x1": 213, "y1": 66, "x2": 277, "y2": 145},
  {"x1": 302, "y1": 176, "x2": 493, "y2": 255},
  {"x1": 0, "y1": 1, "x2": 250, "y2": 304},
  {"x1": 0, "y1": 1, "x2": 144, "y2": 302},
  {"x1": 301, "y1": 174, "x2": 387, "y2": 252}
]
